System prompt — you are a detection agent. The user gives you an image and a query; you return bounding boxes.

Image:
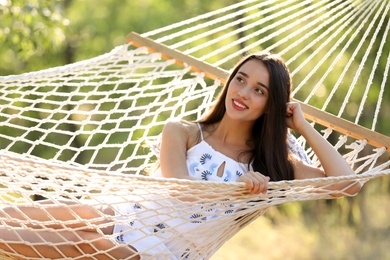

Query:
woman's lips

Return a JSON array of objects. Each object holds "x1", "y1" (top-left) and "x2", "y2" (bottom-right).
[{"x1": 232, "y1": 99, "x2": 248, "y2": 111}]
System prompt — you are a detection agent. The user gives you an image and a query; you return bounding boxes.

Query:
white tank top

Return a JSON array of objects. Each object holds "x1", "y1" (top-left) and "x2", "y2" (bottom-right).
[
  {"x1": 153, "y1": 122, "x2": 311, "y2": 180},
  {"x1": 185, "y1": 122, "x2": 250, "y2": 182}
]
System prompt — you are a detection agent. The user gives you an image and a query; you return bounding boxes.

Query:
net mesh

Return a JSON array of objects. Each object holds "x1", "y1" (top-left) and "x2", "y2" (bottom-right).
[
  {"x1": 0, "y1": 0, "x2": 389, "y2": 259},
  {"x1": 0, "y1": 47, "x2": 214, "y2": 173}
]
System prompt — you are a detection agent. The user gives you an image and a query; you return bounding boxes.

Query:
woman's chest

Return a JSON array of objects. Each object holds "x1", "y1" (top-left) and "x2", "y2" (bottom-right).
[{"x1": 186, "y1": 142, "x2": 249, "y2": 182}]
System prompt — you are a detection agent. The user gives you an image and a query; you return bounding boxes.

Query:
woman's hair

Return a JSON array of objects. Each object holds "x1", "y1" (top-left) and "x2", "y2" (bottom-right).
[{"x1": 199, "y1": 51, "x2": 294, "y2": 181}]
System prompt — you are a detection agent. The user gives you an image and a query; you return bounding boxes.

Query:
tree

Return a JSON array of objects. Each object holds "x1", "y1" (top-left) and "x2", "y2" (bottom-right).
[{"x1": 0, "y1": 0, "x2": 68, "y2": 75}]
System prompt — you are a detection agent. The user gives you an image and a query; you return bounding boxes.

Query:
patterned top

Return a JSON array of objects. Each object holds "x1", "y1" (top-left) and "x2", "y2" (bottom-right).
[
  {"x1": 151, "y1": 121, "x2": 312, "y2": 241},
  {"x1": 185, "y1": 123, "x2": 250, "y2": 183},
  {"x1": 154, "y1": 122, "x2": 311, "y2": 180}
]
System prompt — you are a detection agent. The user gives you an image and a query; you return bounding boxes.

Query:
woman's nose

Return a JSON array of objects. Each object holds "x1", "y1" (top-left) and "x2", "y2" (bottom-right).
[{"x1": 238, "y1": 85, "x2": 250, "y2": 99}]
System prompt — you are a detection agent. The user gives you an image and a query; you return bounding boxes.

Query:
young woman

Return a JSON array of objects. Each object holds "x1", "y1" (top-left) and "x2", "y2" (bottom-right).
[{"x1": 0, "y1": 51, "x2": 361, "y2": 259}]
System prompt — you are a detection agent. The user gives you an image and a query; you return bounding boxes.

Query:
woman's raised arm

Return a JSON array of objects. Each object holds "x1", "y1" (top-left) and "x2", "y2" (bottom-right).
[{"x1": 286, "y1": 102, "x2": 362, "y2": 196}]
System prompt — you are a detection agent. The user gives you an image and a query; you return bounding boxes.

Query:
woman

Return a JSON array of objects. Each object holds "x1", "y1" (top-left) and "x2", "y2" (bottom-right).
[
  {"x1": 0, "y1": 51, "x2": 361, "y2": 259},
  {"x1": 159, "y1": 51, "x2": 359, "y2": 193}
]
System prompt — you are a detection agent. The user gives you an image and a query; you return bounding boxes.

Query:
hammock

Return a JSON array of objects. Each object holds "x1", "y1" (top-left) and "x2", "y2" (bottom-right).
[{"x1": 0, "y1": 0, "x2": 389, "y2": 259}]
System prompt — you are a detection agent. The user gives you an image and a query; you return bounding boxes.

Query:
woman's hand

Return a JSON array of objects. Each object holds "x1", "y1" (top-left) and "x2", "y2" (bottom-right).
[
  {"x1": 287, "y1": 103, "x2": 361, "y2": 196},
  {"x1": 285, "y1": 102, "x2": 310, "y2": 134},
  {"x1": 237, "y1": 171, "x2": 270, "y2": 194}
]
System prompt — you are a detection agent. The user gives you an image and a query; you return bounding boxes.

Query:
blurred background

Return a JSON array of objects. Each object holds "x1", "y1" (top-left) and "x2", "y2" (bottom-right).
[
  {"x1": 0, "y1": 0, "x2": 230, "y2": 76},
  {"x1": 1, "y1": 0, "x2": 389, "y2": 259}
]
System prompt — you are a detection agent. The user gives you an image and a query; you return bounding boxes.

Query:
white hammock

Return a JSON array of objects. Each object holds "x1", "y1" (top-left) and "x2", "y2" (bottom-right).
[{"x1": 1, "y1": 0, "x2": 389, "y2": 259}]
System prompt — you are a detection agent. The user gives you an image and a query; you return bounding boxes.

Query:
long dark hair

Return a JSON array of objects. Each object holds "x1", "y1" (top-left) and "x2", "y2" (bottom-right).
[{"x1": 199, "y1": 51, "x2": 294, "y2": 181}]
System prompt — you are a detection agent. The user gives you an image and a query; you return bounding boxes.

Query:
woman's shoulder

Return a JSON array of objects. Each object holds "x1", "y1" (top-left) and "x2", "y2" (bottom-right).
[
  {"x1": 162, "y1": 120, "x2": 200, "y2": 148},
  {"x1": 163, "y1": 120, "x2": 198, "y2": 134}
]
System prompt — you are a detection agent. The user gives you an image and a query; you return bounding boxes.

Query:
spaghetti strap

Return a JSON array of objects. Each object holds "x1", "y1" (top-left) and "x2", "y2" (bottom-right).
[{"x1": 196, "y1": 122, "x2": 204, "y2": 141}]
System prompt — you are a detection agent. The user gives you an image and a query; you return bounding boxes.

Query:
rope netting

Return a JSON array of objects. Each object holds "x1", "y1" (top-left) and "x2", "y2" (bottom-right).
[
  {"x1": 142, "y1": 0, "x2": 390, "y2": 133},
  {"x1": 0, "y1": 0, "x2": 389, "y2": 259}
]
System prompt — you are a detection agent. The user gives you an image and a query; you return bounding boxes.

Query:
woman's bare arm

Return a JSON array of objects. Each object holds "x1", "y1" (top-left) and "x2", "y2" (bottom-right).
[
  {"x1": 286, "y1": 102, "x2": 362, "y2": 196},
  {"x1": 159, "y1": 121, "x2": 195, "y2": 180}
]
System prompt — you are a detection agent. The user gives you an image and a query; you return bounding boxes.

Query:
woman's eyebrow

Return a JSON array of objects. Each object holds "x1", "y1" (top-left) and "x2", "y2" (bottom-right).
[{"x1": 238, "y1": 71, "x2": 269, "y2": 90}]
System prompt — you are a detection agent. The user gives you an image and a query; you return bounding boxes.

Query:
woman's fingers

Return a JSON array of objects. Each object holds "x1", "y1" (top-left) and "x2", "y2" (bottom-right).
[
  {"x1": 253, "y1": 173, "x2": 269, "y2": 194},
  {"x1": 238, "y1": 171, "x2": 270, "y2": 194},
  {"x1": 286, "y1": 102, "x2": 295, "y2": 117},
  {"x1": 286, "y1": 102, "x2": 309, "y2": 132}
]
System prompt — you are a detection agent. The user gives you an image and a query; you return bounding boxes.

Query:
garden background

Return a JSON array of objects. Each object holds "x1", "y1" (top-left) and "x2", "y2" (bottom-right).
[{"x1": 1, "y1": 1, "x2": 389, "y2": 259}]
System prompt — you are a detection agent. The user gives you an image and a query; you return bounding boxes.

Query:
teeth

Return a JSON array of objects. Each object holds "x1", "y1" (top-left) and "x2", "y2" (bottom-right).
[{"x1": 234, "y1": 100, "x2": 247, "y2": 109}]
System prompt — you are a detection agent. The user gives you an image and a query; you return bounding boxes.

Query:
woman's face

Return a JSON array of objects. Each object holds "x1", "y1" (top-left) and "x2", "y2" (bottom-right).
[{"x1": 225, "y1": 59, "x2": 270, "y2": 122}]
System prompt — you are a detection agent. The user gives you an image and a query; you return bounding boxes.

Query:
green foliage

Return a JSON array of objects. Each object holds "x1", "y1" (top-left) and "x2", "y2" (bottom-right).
[
  {"x1": 0, "y1": 0, "x2": 67, "y2": 74},
  {"x1": 0, "y1": 0, "x2": 231, "y2": 75}
]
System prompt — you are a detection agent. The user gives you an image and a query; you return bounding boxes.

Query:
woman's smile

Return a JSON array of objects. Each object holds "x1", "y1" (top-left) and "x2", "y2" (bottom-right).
[{"x1": 232, "y1": 99, "x2": 248, "y2": 111}]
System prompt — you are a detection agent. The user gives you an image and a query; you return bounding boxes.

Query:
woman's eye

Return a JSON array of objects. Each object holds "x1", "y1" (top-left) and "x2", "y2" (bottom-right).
[
  {"x1": 236, "y1": 76, "x2": 244, "y2": 83},
  {"x1": 255, "y1": 88, "x2": 264, "y2": 95}
]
